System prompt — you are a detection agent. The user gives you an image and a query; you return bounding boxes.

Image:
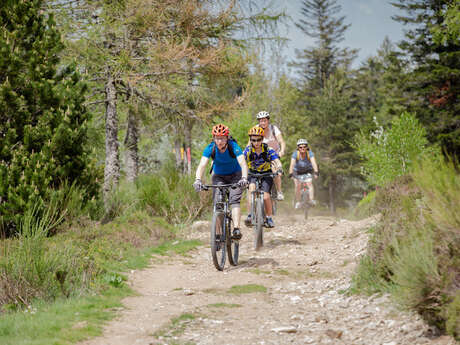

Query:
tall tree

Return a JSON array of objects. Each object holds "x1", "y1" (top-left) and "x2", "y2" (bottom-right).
[
  {"x1": 391, "y1": 0, "x2": 460, "y2": 157},
  {"x1": 293, "y1": 0, "x2": 358, "y2": 91},
  {"x1": 0, "y1": 0, "x2": 96, "y2": 235}
]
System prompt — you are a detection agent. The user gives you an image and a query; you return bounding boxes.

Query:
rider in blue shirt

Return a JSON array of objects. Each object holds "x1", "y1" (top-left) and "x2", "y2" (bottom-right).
[{"x1": 193, "y1": 124, "x2": 248, "y2": 240}]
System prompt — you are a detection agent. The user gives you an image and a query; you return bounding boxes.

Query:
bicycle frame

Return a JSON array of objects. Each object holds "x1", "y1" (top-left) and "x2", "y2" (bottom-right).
[
  {"x1": 203, "y1": 183, "x2": 239, "y2": 270},
  {"x1": 296, "y1": 174, "x2": 312, "y2": 219}
]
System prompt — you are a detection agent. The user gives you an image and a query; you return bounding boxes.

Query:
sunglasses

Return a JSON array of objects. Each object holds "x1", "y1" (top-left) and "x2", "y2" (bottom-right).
[
  {"x1": 298, "y1": 145, "x2": 308, "y2": 149},
  {"x1": 251, "y1": 138, "x2": 263, "y2": 143}
]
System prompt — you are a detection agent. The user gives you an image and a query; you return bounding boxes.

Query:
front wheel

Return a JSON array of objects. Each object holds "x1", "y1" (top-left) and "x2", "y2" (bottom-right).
[
  {"x1": 254, "y1": 194, "x2": 264, "y2": 251},
  {"x1": 211, "y1": 212, "x2": 226, "y2": 271},
  {"x1": 301, "y1": 189, "x2": 310, "y2": 220},
  {"x1": 226, "y1": 217, "x2": 239, "y2": 266}
]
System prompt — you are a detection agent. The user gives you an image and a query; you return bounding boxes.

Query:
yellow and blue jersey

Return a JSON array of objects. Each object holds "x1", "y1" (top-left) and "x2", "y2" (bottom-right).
[{"x1": 243, "y1": 144, "x2": 279, "y2": 172}]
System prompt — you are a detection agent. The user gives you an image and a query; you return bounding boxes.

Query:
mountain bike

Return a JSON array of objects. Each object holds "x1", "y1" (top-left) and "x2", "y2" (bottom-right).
[
  {"x1": 247, "y1": 171, "x2": 278, "y2": 251},
  {"x1": 295, "y1": 173, "x2": 313, "y2": 220},
  {"x1": 202, "y1": 183, "x2": 239, "y2": 271}
]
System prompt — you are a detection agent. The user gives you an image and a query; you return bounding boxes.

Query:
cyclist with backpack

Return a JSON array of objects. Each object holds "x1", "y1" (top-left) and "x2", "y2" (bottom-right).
[
  {"x1": 193, "y1": 124, "x2": 248, "y2": 240},
  {"x1": 288, "y1": 139, "x2": 319, "y2": 208},
  {"x1": 243, "y1": 126, "x2": 282, "y2": 228},
  {"x1": 255, "y1": 111, "x2": 286, "y2": 201}
]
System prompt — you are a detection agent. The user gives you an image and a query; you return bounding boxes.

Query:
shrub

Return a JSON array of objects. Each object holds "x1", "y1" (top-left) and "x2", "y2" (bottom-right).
[
  {"x1": 354, "y1": 112, "x2": 434, "y2": 187},
  {"x1": 351, "y1": 155, "x2": 460, "y2": 339}
]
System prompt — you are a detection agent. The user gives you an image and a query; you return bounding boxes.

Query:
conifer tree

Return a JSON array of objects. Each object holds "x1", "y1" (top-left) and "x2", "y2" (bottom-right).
[
  {"x1": 293, "y1": 0, "x2": 358, "y2": 91},
  {"x1": 0, "y1": 0, "x2": 95, "y2": 235},
  {"x1": 391, "y1": 0, "x2": 460, "y2": 157}
]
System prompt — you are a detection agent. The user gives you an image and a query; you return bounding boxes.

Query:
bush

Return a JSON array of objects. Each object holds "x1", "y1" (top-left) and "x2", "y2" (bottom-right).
[
  {"x1": 351, "y1": 155, "x2": 460, "y2": 339},
  {"x1": 355, "y1": 112, "x2": 434, "y2": 187},
  {"x1": 137, "y1": 161, "x2": 211, "y2": 224}
]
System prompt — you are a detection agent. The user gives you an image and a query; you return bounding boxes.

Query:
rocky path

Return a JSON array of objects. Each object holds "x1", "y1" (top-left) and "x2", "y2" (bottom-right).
[{"x1": 80, "y1": 213, "x2": 456, "y2": 345}]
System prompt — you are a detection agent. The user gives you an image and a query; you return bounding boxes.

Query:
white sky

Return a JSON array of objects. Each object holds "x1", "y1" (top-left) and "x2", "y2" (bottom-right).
[{"x1": 271, "y1": 0, "x2": 408, "y2": 76}]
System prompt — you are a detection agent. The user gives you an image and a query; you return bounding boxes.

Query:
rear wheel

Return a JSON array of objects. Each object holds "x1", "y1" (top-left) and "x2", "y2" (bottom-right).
[
  {"x1": 226, "y1": 217, "x2": 239, "y2": 266},
  {"x1": 254, "y1": 194, "x2": 264, "y2": 251},
  {"x1": 211, "y1": 212, "x2": 226, "y2": 270}
]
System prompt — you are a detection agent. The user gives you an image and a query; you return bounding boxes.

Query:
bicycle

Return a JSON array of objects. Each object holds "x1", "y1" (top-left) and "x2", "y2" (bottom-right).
[
  {"x1": 295, "y1": 173, "x2": 313, "y2": 220},
  {"x1": 247, "y1": 171, "x2": 278, "y2": 251},
  {"x1": 202, "y1": 183, "x2": 239, "y2": 271}
]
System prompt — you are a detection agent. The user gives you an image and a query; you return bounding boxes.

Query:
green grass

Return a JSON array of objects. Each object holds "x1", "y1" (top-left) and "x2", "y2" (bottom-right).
[
  {"x1": 153, "y1": 312, "x2": 199, "y2": 339},
  {"x1": 0, "y1": 286, "x2": 128, "y2": 345},
  {"x1": 151, "y1": 239, "x2": 202, "y2": 256},
  {"x1": 0, "y1": 232, "x2": 201, "y2": 345},
  {"x1": 227, "y1": 284, "x2": 267, "y2": 294},
  {"x1": 207, "y1": 303, "x2": 242, "y2": 308}
]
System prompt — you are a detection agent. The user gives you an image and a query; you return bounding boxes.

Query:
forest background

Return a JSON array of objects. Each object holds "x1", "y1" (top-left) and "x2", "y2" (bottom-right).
[{"x1": 0, "y1": 0, "x2": 459, "y2": 343}]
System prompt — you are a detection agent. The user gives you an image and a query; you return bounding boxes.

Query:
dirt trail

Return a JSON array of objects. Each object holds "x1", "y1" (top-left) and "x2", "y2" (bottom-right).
[{"x1": 80, "y1": 213, "x2": 456, "y2": 345}]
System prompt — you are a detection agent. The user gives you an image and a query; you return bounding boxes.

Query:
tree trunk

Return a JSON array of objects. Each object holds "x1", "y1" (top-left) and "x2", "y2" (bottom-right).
[
  {"x1": 328, "y1": 174, "x2": 336, "y2": 215},
  {"x1": 124, "y1": 106, "x2": 138, "y2": 182},
  {"x1": 103, "y1": 75, "x2": 120, "y2": 208}
]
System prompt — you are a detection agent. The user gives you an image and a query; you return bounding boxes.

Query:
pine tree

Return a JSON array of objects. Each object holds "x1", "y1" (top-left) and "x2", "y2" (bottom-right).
[
  {"x1": 391, "y1": 0, "x2": 460, "y2": 157},
  {"x1": 0, "y1": 0, "x2": 95, "y2": 235},
  {"x1": 293, "y1": 0, "x2": 358, "y2": 91}
]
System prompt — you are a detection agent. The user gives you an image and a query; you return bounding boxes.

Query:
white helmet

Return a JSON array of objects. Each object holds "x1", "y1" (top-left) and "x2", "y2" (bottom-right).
[
  {"x1": 256, "y1": 111, "x2": 270, "y2": 119},
  {"x1": 297, "y1": 138, "x2": 309, "y2": 146}
]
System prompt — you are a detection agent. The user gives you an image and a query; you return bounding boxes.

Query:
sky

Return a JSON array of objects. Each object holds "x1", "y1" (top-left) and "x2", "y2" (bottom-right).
[{"x1": 273, "y1": 0, "x2": 408, "y2": 75}]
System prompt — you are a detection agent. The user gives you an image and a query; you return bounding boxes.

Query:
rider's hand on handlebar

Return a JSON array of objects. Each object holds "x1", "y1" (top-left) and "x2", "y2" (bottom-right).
[
  {"x1": 276, "y1": 168, "x2": 283, "y2": 176},
  {"x1": 193, "y1": 179, "x2": 203, "y2": 192},
  {"x1": 237, "y1": 177, "x2": 249, "y2": 188},
  {"x1": 288, "y1": 173, "x2": 293, "y2": 179}
]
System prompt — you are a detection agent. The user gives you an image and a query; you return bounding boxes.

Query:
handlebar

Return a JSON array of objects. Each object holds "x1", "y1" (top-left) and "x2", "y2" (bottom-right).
[
  {"x1": 202, "y1": 183, "x2": 239, "y2": 191},
  {"x1": 248, "y1": 171, "x2": 280, "y2": 178}
]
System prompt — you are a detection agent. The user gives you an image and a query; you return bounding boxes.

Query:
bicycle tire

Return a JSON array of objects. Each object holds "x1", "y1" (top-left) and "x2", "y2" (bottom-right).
[
  {"x1": 254, "y1": 194, "x2": 264, "y2": 251},
  {"x1": 211, "y1": 211, "x2": 226, "y2": 270},
  {"x1": 301, "y1": 189, "x2": 310, "y2": 220},
  {"x1": 226, "y1": 217, "x2": 239, "y2": 266}
]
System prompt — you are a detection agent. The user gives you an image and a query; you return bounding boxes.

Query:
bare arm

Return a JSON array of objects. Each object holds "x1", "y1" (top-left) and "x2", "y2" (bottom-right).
[
  {"x1": 195, "y1": 156, "x2": 209, "y2": 180},
  {"x1": 311, "y1": 157, "x2": 319, "y2": 178},
  {"x1": 236, "y1": 154, "x2": 248, "y2": 179},
  {"x1": 289, "y1": 157, "x2": 296, "y2": 175},
  {"x1": 276, "y1": 133, "x2": 286, "y2": 157}
]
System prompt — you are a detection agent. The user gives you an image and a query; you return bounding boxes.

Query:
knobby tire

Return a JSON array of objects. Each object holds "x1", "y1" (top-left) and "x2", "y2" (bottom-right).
[
  {"x1": 254, "y1": 194, "x2": 264, "y2": 251},
  {"x1": 226, "y1": 217, "x2": 239, "y2": 266},
  {"x1": 211, "y1": 212, "x2": 226, "y2": 270}
]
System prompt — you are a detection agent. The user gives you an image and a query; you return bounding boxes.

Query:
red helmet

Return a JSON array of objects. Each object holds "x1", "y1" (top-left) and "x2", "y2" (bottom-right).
[{"x1": 212, "y1": 124, "x2": 229, "y2": 137}]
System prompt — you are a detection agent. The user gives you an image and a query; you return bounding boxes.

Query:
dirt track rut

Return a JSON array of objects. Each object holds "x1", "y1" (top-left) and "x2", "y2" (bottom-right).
[{"x1": 80, "y1": 213, "x2": 456, "y2": 345}]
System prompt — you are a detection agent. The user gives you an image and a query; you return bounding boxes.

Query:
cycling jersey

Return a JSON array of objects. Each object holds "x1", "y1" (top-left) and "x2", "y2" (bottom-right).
[
  {"x1": 203, "y1": 141, "x2": 243, "y2": 175},
  {"x1": 243, "y1": 144, "x2": 279, "y2": 172}
]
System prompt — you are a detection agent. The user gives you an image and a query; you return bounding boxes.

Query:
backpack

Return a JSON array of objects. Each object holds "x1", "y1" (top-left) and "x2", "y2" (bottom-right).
[{"x1": 209, "y1": 136, "x2": 238, "y2": 174}]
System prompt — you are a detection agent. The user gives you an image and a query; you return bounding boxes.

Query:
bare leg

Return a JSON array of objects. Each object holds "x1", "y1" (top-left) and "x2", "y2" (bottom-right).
[
  {"x1": 231, "y1": 206, "x2": 241, "y2": 228},
  {"x1": 294, "y1": 179, "x2": 301, "y2": 203},
  {"x1": 246, "y1": 184, "x2": 256, "y2": 214},
  {"x1": 307, "y1": 181, "x2": 314, "y2": 201},
  {"x1": 264, "y1": 192, "x2": 272, "y2": 216}
]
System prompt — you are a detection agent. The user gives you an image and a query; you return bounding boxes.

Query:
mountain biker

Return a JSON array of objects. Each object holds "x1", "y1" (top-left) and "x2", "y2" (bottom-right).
[
  {"x1": 255, "y1": 111, "x2": 286, "y2": 201},
  {"x1": 288, "y1": 139, "x2": 319, "y2": 209},
  {"x1": 193, "y1": 124, "x2": 249, "y2": 240},
  {"x1": 243, "y1": 126, "x2": 282, "y2": 228}
]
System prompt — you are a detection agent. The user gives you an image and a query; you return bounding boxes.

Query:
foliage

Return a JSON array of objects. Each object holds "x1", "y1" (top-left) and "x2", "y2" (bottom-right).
[
  {"x1": 391, "y1": 0, "x2": 460, "y2": 157},
  {"x1": 351, "y1": 156, "x2": 460, "y2": 339},
  {"x1": 137, "y1": 158, "x2": 211, "y2": 224},
  {"x1": 0, "y1": 0, "x2": 98, "y2": 236},
  {"x1": 293, "y1": 0, "x2": 358, "y2": 89},
  {"x1": 355, "y1": 112, "x2": 433, "y2": 187}
]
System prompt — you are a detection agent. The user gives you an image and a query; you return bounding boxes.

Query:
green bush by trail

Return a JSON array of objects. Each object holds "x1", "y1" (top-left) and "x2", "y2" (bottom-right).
[
  {"x1": 351, "y1": 157, "x2": 460, "y2": 339},
  {"x1": 0, "y1": 0, "x2": 98, "y2": 236}
]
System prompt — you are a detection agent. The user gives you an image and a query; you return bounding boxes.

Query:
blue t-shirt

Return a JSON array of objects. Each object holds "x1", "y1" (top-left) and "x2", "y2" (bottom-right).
[
  {"x1": 203, "y1": 141, "x2": 243, "y2": 175},
  {"x1": 243, "y1": 145, "x2": 279, "y2": 172}
]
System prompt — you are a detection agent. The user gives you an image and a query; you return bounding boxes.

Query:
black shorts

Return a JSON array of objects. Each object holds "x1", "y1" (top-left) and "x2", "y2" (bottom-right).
[
  {"x1": 248, "y1": 174, "x2": 273, "y2": 193},
  {"x1": 212, "y1": 171, "x2": 242, "y2": 206}
]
